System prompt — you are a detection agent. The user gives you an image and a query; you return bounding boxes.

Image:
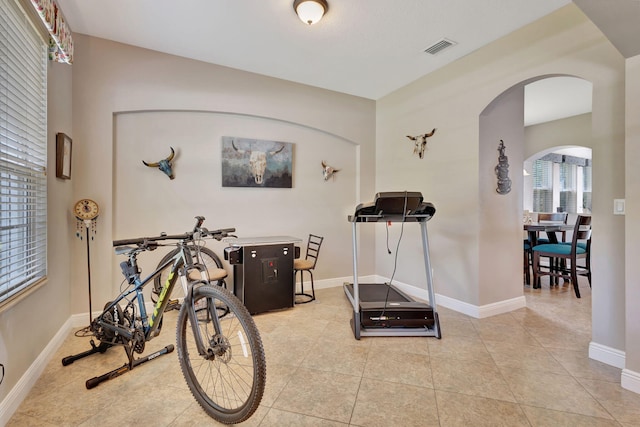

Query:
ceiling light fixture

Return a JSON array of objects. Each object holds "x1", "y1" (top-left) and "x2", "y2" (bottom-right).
[{"x1": 293, "y1": 0, "x2": 328, "y2": 25}]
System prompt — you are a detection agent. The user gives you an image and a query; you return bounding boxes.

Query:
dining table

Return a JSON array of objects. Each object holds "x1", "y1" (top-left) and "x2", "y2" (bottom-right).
[
  {"x1": 524, "y1": 222, "x2": 573, "y2": 246},
  {"x1": 524, "y1": 222, "x2": 574, "y2": 287}
]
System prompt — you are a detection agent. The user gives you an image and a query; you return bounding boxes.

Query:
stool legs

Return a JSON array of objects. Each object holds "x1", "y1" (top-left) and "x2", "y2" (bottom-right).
[{"x1": 295, "y1": 269, "x2": 315, "y2": 303}]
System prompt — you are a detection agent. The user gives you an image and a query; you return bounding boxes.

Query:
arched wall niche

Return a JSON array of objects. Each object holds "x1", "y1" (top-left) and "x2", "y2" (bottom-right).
[{"x1": 112, "y1": 109, "x2": 360, "y2": 297}]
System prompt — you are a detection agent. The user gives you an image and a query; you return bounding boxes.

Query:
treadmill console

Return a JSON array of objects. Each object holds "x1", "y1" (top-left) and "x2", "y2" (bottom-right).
[{"x1": 351, "y1": 191, "x2": 435, "y2": 222}]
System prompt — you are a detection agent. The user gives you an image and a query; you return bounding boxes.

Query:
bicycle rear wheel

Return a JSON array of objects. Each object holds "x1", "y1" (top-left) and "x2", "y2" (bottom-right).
[
  {"x1": 176, "y1": 285, "x2": 266, "y2": 424},
  {"x1": 152, "y1": 246, "x2": 224, "y2": 304}
]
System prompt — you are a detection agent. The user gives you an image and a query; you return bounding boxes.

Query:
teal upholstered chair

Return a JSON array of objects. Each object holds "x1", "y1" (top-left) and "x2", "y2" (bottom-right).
[
  {"x1": 531, "y1": 215, "x2": 591, "y2": 298},
  {"x1": 524, "y1": 212, "x2": 568, "y2": 286}
]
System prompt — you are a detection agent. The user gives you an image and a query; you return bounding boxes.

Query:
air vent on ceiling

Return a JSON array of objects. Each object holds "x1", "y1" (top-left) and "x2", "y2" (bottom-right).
[{"x1": 424, "y1": 38, "x2": 456, "y2": 55}]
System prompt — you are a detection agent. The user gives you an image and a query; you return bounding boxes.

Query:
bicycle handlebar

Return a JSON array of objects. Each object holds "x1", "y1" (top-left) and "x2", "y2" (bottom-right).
[{"x1": 113, "y1": 217, "x2": 235, "y2": 247}]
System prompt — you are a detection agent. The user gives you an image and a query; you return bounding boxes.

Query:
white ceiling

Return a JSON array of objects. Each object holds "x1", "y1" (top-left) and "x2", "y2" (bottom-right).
[
  {"x1": 57, "y1": 0, "x2": 595, "y2": 123},
  {"x1": 524, "y1": 77, "x2": 593, "y2": 126}
]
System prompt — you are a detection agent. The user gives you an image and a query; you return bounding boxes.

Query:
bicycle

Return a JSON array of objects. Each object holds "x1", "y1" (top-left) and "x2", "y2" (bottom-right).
[
  {"x1": 151, "y1": 235, "x2": 227, "y2": 311},
  {"x1": 62, "y1": 216, "x2": 266, "y2": 424}
]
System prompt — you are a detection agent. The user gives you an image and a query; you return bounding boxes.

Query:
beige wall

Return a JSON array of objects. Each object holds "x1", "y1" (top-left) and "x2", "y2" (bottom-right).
[
  {"x1": 0, "y1": 61, "x2": 73, "y2": 403},
  {"x1": 376, "y1": 3, "x2": 627, "y2": 361},
  {"x1": 478, "y1": 85, "x2": 526, "y2": 307},
  {"x1": 112, "y1": 111, "x2": 359, "y2": 283},
  {"x1": 70, "y1": 34, "x2": 377, "y2": 311},
  {"x1": 524, "y1": 113, "x2": 593, "y2": 159},
  {"x1": 624, "y1": 54, "x2": 640, "y2": 386}
]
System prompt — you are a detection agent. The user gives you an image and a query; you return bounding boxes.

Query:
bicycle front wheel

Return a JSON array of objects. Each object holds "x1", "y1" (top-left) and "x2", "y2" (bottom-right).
[{"x1": 176, "y1": 284, "x2": 266, "y2": 424}]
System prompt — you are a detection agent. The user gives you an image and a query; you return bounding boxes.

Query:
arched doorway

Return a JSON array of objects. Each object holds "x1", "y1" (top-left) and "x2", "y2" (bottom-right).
[{"x1": 477, "y1": 75, "x2": 592, "y2": 305}]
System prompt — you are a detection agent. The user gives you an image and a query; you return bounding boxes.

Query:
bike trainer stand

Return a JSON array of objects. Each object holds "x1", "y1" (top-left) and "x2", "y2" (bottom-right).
[{"x1": 62, "y1": 339, "x2": 174, "y2": 389}]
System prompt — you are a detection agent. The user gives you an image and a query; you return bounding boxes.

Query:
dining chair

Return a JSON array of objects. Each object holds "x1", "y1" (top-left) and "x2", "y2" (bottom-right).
[
  {"x1": 294, "y1": 234, "x2": 324, "y2": 304},
  {"x1": 529, "y1": 212, "x2": 569, "y2": 286},
  {"x1": 536, "y1": 212, "x2": 569, "y2": 243},
  {"x1": 523, "y1": 212, "x2": 567, "y2": 285},
  {"x1": 531, "y1": 215, "x2": 592, "y2": 298},
  {"x1": 524, "y1": 240, "x2": 532, "y2": 285}
]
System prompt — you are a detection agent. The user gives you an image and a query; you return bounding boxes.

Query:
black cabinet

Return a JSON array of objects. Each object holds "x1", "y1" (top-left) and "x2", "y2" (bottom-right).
[{"x1": 225, "y1": 236, "x2": 300, "y2": 314}]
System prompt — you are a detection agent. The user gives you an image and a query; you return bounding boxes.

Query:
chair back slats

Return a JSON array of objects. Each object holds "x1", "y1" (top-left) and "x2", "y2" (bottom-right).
[
  {"x1": 536, "y1": 212, "x2": 569, "y2": 242},
  {"x1": 572, "y1": 215, "x2": 592, "y2": 246},
  {"x1": 537, "y1": 212, "x2": 568, "y2": 224},
  {"x1": 305, "y1": 234, "x2": 324, "y2": 269}
]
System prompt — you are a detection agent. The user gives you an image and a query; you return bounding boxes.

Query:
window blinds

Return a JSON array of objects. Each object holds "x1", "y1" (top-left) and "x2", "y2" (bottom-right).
[
  {"x1": 559, "y1": 163, "x2": 577, "y2": 213},
  {"x1": 532, "y1": 160, "x2": 552, "y2": 212},
  {"x1": 0, "y1": 0, "x2": 48, "y2": 304}
]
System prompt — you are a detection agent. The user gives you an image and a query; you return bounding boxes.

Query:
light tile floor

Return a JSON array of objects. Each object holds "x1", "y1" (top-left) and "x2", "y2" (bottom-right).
[{"x1": 8, "y1": 279, "x2": 640, "y2": 426}]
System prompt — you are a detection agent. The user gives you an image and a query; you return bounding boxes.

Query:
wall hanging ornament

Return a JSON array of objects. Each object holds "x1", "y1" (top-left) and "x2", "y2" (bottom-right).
[
  {"x1": 321, "y1": 160, "x2": 340, "y2": 181},
  {"x1": 74, "y1": 198, "x2": 99, "y2": 239},
  {"x1": 142, "y1": 147, "x2": 176, "y2": 179},
  {"x1": 73, "y1": 199, "x2": 99, "y2": 323},
  {"x1": 495, "y1": 140, "x2": 512, "y2": 194},
  {"x1": 406, "y1": 128, "x2": 437, "y2": 159}
]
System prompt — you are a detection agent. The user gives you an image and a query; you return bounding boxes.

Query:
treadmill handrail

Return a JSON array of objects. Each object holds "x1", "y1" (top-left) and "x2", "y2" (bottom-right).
[{"x1": 348, "y1": 212, "x2": 433, "y2": 223}]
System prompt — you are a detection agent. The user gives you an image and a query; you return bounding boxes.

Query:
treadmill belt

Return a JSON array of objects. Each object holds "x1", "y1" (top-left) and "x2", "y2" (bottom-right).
[
  {"x1": 345, "y1": 283, "x2": 435, "y2": 328},
  {"x1": 346, "y1": 283, "x2": 409, "y2": 302}
]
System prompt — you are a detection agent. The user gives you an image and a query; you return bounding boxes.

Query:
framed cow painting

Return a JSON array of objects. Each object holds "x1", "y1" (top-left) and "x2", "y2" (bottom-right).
[{"x1": 221, "y1": 136, "x2": 293, "y2": 188}]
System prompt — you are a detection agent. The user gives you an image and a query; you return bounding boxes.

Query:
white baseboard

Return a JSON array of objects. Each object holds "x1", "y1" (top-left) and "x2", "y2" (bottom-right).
[
  {"x1": 311, "y1": 276, "x2": 362, "y2": 290},
  {"x1": 70, "y1": 312, "x2": 96, "y2": 328},
  {"x1": 621, "y1": 368, "x2": 640, "y2": 394},
  {"x1": 477, "y1": 296, "x2": 527, "y2": 318},
  {"x1": 344, "y1": 278, "x2": 632, "y2": 376},
  {"x1": 0, "y1": 318, "x2": 73, "y2": 426},
  {"x1": 589, "y1": 341, "x2": 626, "y2": 369},
  {"x1": 376, "y1": 276, "x2": 526, "y2": 319}
]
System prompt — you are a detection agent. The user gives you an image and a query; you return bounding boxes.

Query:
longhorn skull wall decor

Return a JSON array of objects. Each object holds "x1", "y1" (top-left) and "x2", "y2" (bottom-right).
[
  {"x1": 406, "y1": 128, "x2": 436, "y2": 159},
  {"x1": 321, "y1": 161, "x2": 340, "y2": 181},
  {"x1": 221, "y1": 136, "x2": 293, "y2": 188},
  {"x1": 231, "y1": 139, "x2": 284, "y2": 185},
  {"x1": 142, "y1": 147, "x2": 176, "y2": 179}
]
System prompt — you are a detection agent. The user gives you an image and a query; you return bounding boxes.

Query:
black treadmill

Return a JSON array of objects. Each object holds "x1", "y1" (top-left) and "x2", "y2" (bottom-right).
[{"x1": 343, "y1": 191, "x2": 441, "y2": 339}]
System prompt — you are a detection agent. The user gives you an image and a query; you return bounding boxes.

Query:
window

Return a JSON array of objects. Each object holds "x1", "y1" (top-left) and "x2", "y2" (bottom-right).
[
  {"x1": 528, "y1": 153, "x2": 591, "y2": 214},
  {"x1": 581, "y1": 164, "x2": 592, "y2": 213},
  {"x1": 559, "y1": 162, "x2": 577, "y2": 213},
  {"x1": 532, "y1": 160, "x2": 553, "y2": 212},
  {"x1": 0, "y1": 0, "x2": 48, "y2": 306}
]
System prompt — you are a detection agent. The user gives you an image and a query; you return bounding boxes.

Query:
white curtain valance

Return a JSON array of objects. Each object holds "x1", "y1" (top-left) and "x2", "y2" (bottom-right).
[{"x1": 29, "y1": 0, "x2": 73, "y2": 63}]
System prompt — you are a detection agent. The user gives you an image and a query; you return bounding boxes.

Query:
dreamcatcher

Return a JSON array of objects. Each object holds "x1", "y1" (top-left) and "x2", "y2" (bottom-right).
[{"x1": 73, "y1": 199, "x2": 99, "y2": 322}]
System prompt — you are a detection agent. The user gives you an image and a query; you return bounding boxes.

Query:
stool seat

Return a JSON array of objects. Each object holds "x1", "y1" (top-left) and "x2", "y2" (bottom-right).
[
  {"x1": 188, "y1": 267, "x2": 228, "y2": 282},
  {"x1": 294, "y1": 259, "x2": 314, "y2": 270}
]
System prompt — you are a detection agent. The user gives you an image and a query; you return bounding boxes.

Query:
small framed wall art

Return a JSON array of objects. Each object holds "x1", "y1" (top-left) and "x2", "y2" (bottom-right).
[{"x1": 56, "y1": 132, "x2": 72, "y2": 179}]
